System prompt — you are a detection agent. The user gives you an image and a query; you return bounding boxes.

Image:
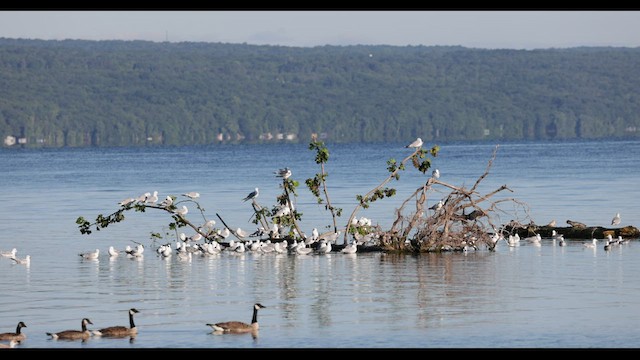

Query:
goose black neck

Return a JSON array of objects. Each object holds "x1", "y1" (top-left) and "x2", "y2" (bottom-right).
[
  {"x1": 129, "y1": 311, "x2": 136, "y2": 329},
  {"x1": 251, "y1": 307, "x2": 259, "y2": 324},
  {"x1": 15, "y1": 324, "x2": 22, "y2": 334},
  {"x1": 81, "y1": 321, "x2": 87, "y2": 332}
]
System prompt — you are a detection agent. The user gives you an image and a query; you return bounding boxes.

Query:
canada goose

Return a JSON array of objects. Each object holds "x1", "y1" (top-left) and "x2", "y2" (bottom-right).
[
  {"x1": 92, "y1": 308, "x2": 139, "y2": 337},
  {"x1": 0, "y1": 321, "x2": 27, "y2": 342},
  {"x1": 206, "y1": 303, "x2": 266, "y2": 333},
  {"x1": 0, "y1": 340, "x2": 18, "y2": 348},
  {"x1": 47, "y1": 318, "x2": 93, "y2": 340}
]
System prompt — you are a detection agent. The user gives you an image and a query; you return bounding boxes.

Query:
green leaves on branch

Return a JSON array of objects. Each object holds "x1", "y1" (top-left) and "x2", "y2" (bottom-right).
[
  {"x1": 356, "y1": 187, "x2": 397, "y2": 209},
  {"x1": 76, "y1": 208, "x2": 126, "y2": 235},
  {"x1": 309, "y1": 140, "x2": 329, "y2": 164},
  {"x1": 409, "y1": 145, "x2": 440, "y2": 174},
  {"x1": 305, "y1": 174, "x2": 325, "y2": 202}
]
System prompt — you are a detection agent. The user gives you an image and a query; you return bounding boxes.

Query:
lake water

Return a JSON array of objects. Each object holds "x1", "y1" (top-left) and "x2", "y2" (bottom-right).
[{"x1": 0, "y1": 139, "x2": 639, "y2": 349}]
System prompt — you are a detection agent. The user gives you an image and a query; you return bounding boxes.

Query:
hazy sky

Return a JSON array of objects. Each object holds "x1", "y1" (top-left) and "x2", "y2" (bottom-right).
[{"x1": 0, "y1": 10, "x2": 639, "y2": 49}]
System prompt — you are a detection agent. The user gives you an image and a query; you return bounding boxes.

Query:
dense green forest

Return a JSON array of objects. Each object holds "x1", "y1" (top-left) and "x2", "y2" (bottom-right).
[{"x1": 1, "y1": 38, "x2": 639, "y2": 147}]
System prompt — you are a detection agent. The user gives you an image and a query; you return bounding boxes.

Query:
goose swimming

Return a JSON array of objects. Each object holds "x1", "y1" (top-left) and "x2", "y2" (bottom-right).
[
  {"x1": 92, "y1": 308, "x2": 140, "y2": 338},
  {"x1": 206, "y1": 303, "x2": 266, "y2": 334},
  {"x1": 0, "y1": 322, "x2": 27, "y2": 342},
  {"x1": 47, "y1": 318, "x2": 93, "y2": 341}
]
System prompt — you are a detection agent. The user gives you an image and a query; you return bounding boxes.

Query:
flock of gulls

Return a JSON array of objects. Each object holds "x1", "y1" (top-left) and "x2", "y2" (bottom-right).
[
  {"x1": 0, "y1": 303, "x2": 267, "y2": 348},
  {"x1": 494, "y1": 212, "x2": 628, "y2": 251}
]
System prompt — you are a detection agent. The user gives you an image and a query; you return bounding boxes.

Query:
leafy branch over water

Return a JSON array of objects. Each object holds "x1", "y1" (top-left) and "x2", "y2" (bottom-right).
[{"x1": 76, "y1": 140, "x2": 527, "y2": 253}]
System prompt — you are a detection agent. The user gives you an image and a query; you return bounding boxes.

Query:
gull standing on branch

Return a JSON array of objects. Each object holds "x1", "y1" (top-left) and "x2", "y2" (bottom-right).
[
  {"x1": 405, "y1": 137, "x2": 423, "y2": 149},
  {"x1": 432, "y1": 168, "x2": 440, "y2": 179},
  {"x1": 611, "y1": 213, "x2": 621, "y2": 226},
  {"x1": 183, "y1": 192, "x2": 200, "y2": 199},
  {"x1": 243, "y1": 188, "x2": 259, "y2": 202},
  {"x1": 274, "y1": 167, "x2": 292, "y2": 179},
  {"x1": 175, "y1": 205, "x2": 188, "y2": 217}
]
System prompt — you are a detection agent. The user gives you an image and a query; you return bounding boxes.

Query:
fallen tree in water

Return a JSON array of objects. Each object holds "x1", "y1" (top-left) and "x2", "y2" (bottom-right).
[
  {"x1": 76, "y1": 140, "x2": 533, "y2": 254},
  {"x1": 377, "y1": 145, "x2": 529, "y2": 253},
  {"x1": 505, "y1": 223, "x2": 640, "y2": 240}
]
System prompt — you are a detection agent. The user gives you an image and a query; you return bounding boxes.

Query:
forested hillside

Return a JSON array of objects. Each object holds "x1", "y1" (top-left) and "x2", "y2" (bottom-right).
[{"x1": 1, "y1": 38, "x2": 639, "y2": 147}]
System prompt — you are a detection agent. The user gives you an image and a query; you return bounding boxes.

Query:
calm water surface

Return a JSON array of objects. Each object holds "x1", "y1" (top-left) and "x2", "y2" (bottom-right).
[{"x1": 0, "y1": 140, "x2": 639, "y2": 348}]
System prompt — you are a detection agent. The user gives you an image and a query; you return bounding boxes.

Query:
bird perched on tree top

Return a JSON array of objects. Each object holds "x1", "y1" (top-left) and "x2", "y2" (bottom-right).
[
  {"x1": 243, "y1": 188, "x2": 259, "y2": 202},
  {"x1": 405, "y1": 137, "x2": 423, "y2": 149}
]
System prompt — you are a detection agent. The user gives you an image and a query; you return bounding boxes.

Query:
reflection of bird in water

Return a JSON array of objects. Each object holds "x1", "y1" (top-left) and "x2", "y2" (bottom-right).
[
  {"x1": 566, "y1": 220, "x2": 587, "y2": 229},
  {"x1": 611, "y1": 213, "x2": 621, "y2": 226},
  {"x1": 0, "y1": 340, "x2": 18, "y2": 348}
]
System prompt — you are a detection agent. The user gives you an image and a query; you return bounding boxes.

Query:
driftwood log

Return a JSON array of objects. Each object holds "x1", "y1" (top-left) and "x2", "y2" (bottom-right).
[{"x1": 506, "y1": 224, "x2": 640, "y2": 240}]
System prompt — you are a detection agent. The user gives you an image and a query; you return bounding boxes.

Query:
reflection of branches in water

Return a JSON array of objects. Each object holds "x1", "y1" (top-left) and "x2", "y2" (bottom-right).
[{"x1": 379, "y1": 145, "x2": 531, "y2": 252}]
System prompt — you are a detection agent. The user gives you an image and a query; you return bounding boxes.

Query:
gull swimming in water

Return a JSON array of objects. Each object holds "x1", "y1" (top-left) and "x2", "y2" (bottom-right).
[
  {"x1": 243, "y1": 188, "x2": 259, "y2": 202},
  {"x1": 0, "y1": 248, "x2": 17, "y2": 258},
  {"x1": 405, "y1": 137, "x2": 423, "y2": 149},
  {"x1": 611, "y1": 213, "x2": 621, "y2": 226},
  {"x1": 183, "y1": 192, "x2": 200, "y2": 199},
  {"x1": 10, "y1": 255, "x2": 30, "y2": 266},
  {"x1": 108, "y1": 246, "x2": 120, "y2": 257},
  {"x1": 79, "y1": 249, "x2": 100, "y2": 260}
]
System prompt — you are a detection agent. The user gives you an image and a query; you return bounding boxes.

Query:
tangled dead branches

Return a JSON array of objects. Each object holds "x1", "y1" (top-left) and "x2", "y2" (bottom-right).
[{"x1": 379, "y1": 145, "x2": 530, "y2": 252}]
